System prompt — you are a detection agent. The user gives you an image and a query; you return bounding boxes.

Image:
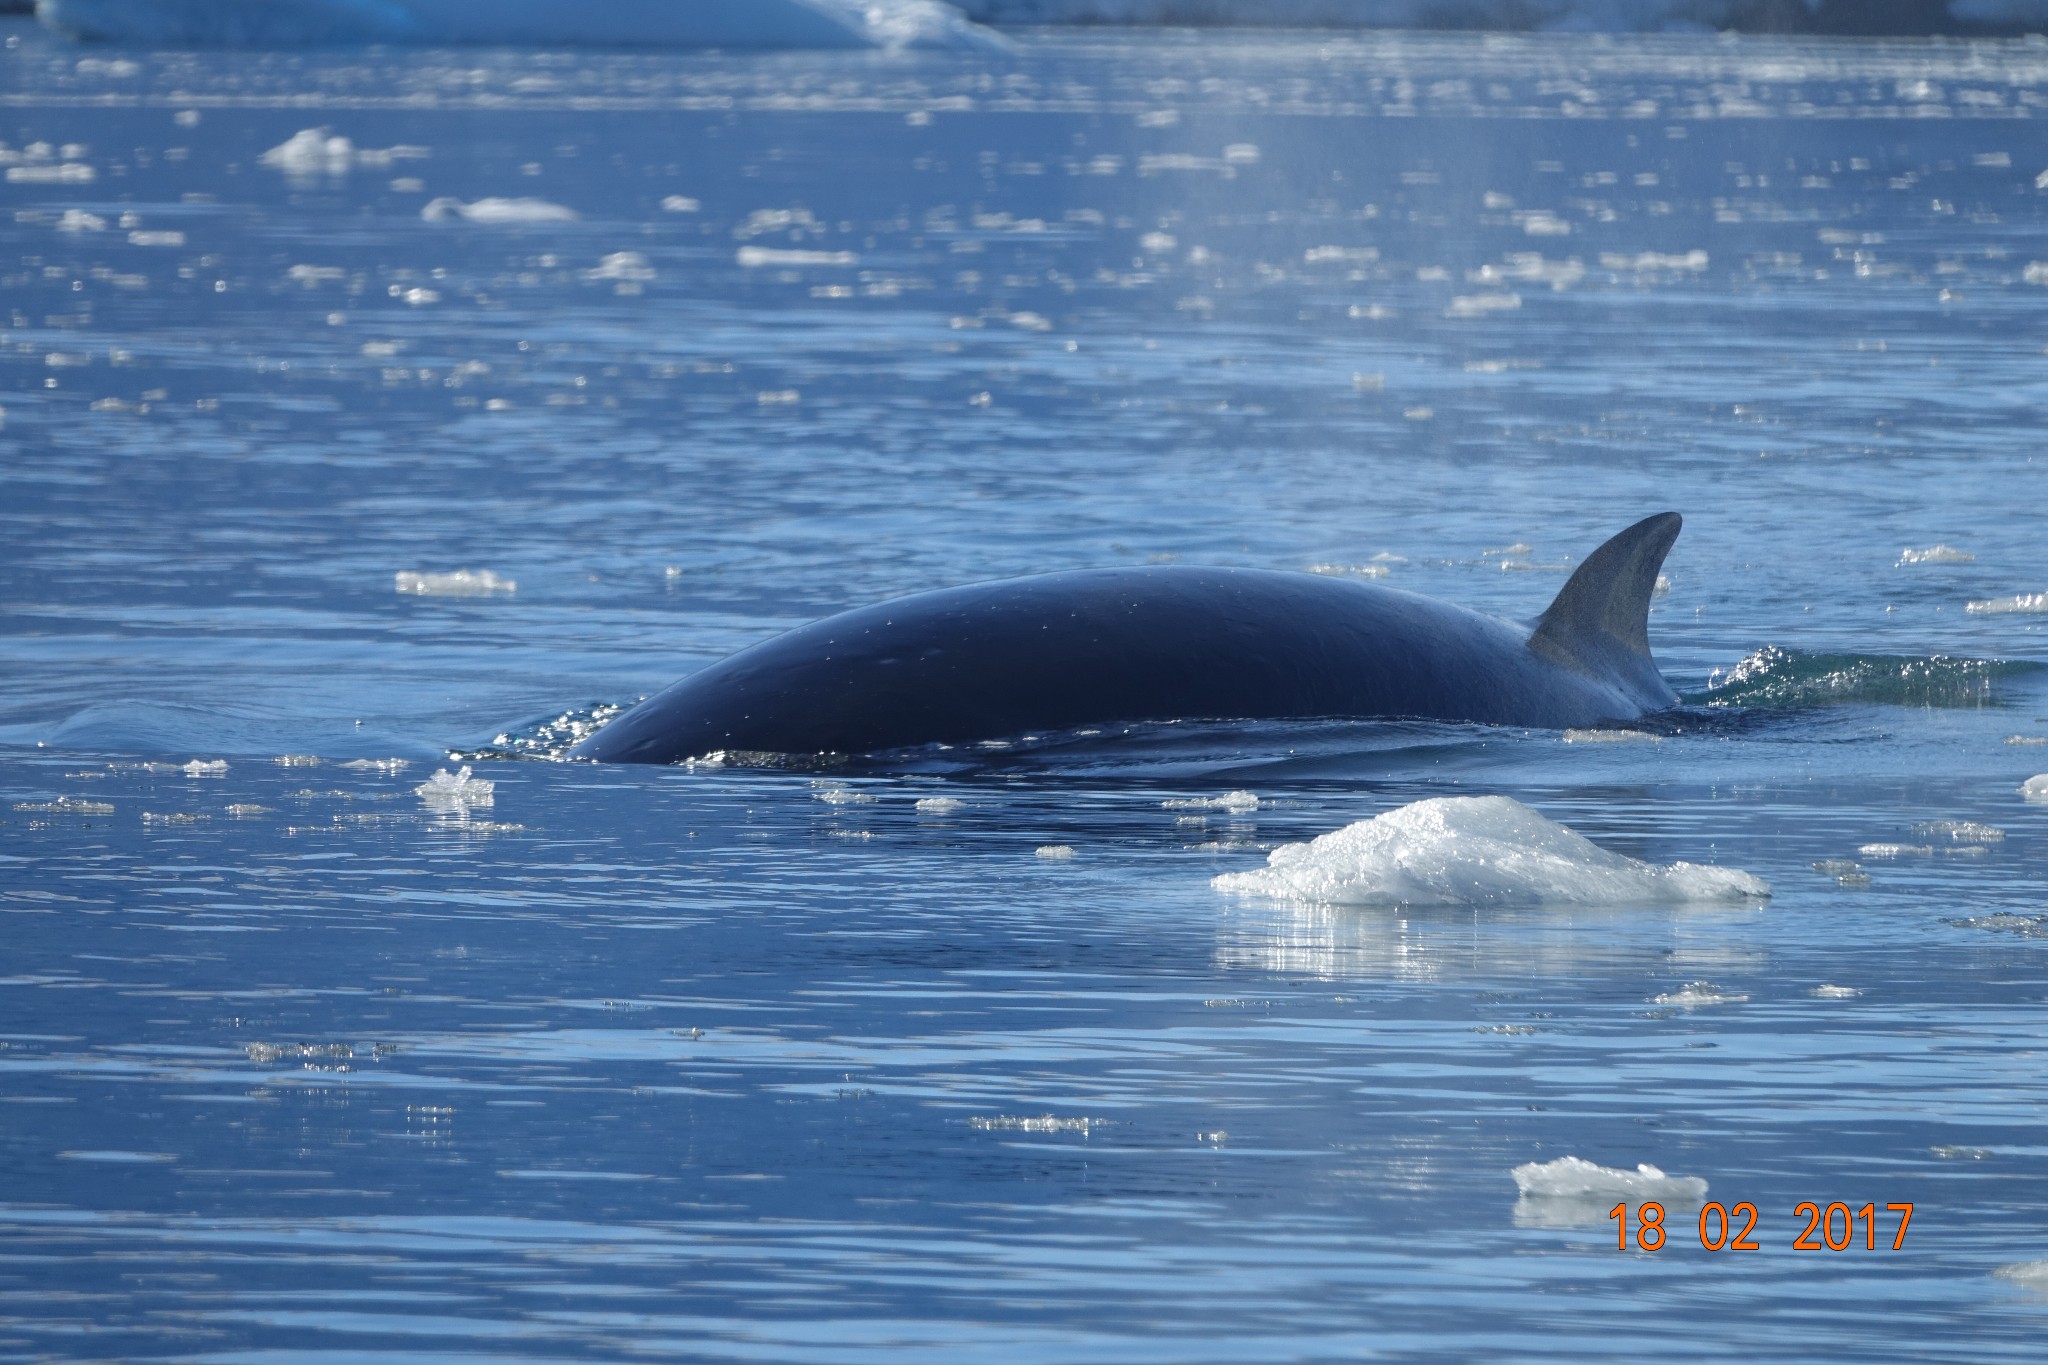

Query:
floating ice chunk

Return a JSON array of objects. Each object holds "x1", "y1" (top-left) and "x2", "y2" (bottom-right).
[
  {"x1": 1563, "y1": 728, "x2": 1661, "y2": 744},
  {"x1": 1163, "y1": 791, "x2": 1259, "y2": 812},
  {"x1": 12, "y1": 797, "x2": 115, "y2": 814},
  {"x1": 1913, "y1": 820, "x2": 2004, "y2": 842},
  {"x1": 914, "y1": 796, "x2": 964, "y2": 813},
  {"x1": 260, "y1": 128, "x2": 425, "y2": 176},
  {"x1": 395, "y1": 569, "x2": 515, "y2": 596},
  {"x1": 1511, "y1": 1155, "x2": 1707, "y2": 1203},
  {"x1": 55, "y1": 209, "x2": 105, "y2": 233},
  {"x1": 2026, "y1": 263, "x2": 2048, "y2": 285},
  {"x1": 1036, "y1": 844, "x2": 1076, "y2": 859},
  {"x1": 1898, "y1": 544, "x2": 1975, "y2": 565},
  {"x1": 273, "y1": 754, "x2": 321, "y2": 767},
  {"x1": 182, "y1": 759, "x2": 228, "y2": 776},
  {"x1": 341, "y1": 758, "x2": 410, "y2": 773},
  {"x1": 226, "y1": 803, "x2": 271, "y2": 816},
  {"x1": 7, "y1": 164, "x2": 95, "y2": 184},
  {"x1": 1651, "y1": 981, "x2": 1748, "y2": 1007},
  {"x1": 813, "y1": 787, "x2": 877, "y2": 805},
  {"x1": 584, "y1": 251, "x2": 654, "y2": 282},
  {"x1": 414, "y1": 765, "x2": 494, "y2": 810},
  {"x1": 1858, "y1": 843, "x2": 1932, "y2": 858},
  {"x1": 1811, "y1": 859, "x2": 1869, "y2": 885},
  {"x1": 1811, "y1": 984, "x2": 1862, "y2": 998},
  {"x1": 1446, "y1": 291, "x2": 1521, "y2": 318},
  {"x1": 1967, "y1": 593, "x2": 2048, "y2": 615},
  {"x1": 736, "y1": 247, "x2": 858, "y2": 268},
  {"x1": 1995, "y1": 1261, "x2": 2048, "y2": 1292},
  {"x1": 969, "y1": 1114, "x2": 1099, "y2": 1133},
  {"x1": 1213, "y1": 796, "x2": 1767, "y2": 907},
  {"x1": 2023, "y1": 774, "x2": 2048, "y2": 802},
  {"x1": 424, "y1": 197, "x2": 578, "y2": 225},
  {"x1": 1306, "y1": 562, "x2": 1390, "y2": 578},
  {"x1": 2007, "y1": 735, "x2": 2048, "y2": 746},
  {"x1": 661, "y1": 196, "x2": 701, "y2": 213}
]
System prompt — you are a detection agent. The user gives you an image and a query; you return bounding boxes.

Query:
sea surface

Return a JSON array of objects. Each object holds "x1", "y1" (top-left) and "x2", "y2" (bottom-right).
[{"x1": 4, "y1": 17, "x2": 2048, "y2": 1361}]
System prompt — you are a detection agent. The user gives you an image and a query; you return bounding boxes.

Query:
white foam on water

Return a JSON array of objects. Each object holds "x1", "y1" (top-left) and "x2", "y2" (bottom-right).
[
  {"x1": 1511, "y1": 1155, "x2": 1708, "y2": 1203},
  {"x1": 914, "y1": 797, "x2": 965, "y2": 813},
  {"x1": 2007, "y1": 735, "x2": 2048, "y2": 746},
  {"x1": 1306, "y1": 562, "x2": 1390, "y2": 579},
  {"x1": 226, "y1": 804, "x2": 271, "y2": 817},
  {"x1": 1967, "y1": 593, "x2": 2048, "y2": 615},
  {"x1": 1651, "y1": 981, "x2": 1748, "y2": 1007},
  {"x1": 1563, "y1": 729, "x2": 1661, "y2": 744},
  {"x1": 13, "y1": 797, "x2": 115, "y2": 814},
  {"x1": 813, "y1": 787, "x2": 877, "y2": 805},
  {"x1": 1212, "y1": 796, "x2": 1767, "y2": 908},
  {"x1": 661, "y1": 196, "x2": 700, "y2": 213},
  {"x1": 1811, "y1": 984, "x2": 1863, "y2": 999},
  {"x1": 341, "y1": 758, "x2": 410, "y2": 773},
  {"x1": 969, "y1": 1115, "x2": 1100, "y2": 1133},
  {"x1": 2023, "y1": 774, "x2": 2048, "y2": 802},
  {"x1": 394, "y1": 569, "x2": 516, "y2": 596},
  {"x1": 584, "y1": 251, "x2": 654, "y2": 282},
  {"x1": 273, "y1": 754, "x2": 320, "y2": 767},
  {"x1": 1858, "y1": 843, "x2": 1933, "y2": 858},
  {"x1": 414, "y1": 765, "x2": 494, "y2": 810},
  {"x1": 1163, "y1": 791, "x2": 1259, "y2": 812},
  {"x1": 423, "y1": 197, "x2": 578, "y2": 225},
  {"x1": 1035, "y1": 845, "x2": 1076, "y2": 859},
  {"x1": 1898, "y1": 544, "x2": 1976, "y2": 565}
]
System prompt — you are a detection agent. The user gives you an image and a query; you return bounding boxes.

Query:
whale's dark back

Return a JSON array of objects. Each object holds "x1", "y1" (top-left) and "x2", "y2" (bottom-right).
[{"x1": 573, "y1": 513, "x2": 1683, "y2": 764}]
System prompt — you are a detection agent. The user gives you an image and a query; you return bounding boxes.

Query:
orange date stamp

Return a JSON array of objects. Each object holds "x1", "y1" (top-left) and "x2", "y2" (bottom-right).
[{"x1": 1609, "y1": 1201, "x2": 1914, "y2": 1252}]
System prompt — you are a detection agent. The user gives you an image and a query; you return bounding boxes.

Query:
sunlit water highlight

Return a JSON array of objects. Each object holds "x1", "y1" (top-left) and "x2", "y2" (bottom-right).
[{"x1": 4, "y1": 17, "x2": 2048, "y2": 1360}]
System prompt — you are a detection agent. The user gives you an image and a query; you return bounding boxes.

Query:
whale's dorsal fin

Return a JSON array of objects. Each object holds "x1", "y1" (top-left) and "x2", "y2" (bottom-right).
[{"x1": 1528, "y1": 512, "x2": 1682, "y2": 702}]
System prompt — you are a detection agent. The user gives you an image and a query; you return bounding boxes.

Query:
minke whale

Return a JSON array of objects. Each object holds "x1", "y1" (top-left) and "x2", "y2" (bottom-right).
[{"x1": 571, "y1": 512, "x2": 1684, "y2": 764}]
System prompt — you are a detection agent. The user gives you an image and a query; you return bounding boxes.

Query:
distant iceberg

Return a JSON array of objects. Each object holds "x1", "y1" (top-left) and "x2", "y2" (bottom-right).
[{"x1": 35, "y1": 0, "x2": 1006, "y2": 49}]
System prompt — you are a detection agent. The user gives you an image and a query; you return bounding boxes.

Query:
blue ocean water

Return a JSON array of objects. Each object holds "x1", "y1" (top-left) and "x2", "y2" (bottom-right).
[{"x1": 4, "y1": 16, "x2": 2048, "y2": 1359}]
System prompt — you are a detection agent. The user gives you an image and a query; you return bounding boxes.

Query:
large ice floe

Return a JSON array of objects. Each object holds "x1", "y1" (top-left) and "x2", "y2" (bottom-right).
[
  {"x1": 1212, "y1": 795, "x2": 1768, "y2": 908},
  {"x1": 36, "y1": 0, "x2": 1004, "y2": 49}
]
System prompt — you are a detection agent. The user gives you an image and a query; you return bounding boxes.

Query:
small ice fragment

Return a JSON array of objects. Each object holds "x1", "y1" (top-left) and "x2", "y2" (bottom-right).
[
  {"x1": 55, "y1": 209, "x2": 106, "y2": 233},
  {"x1": 246, "y1": 1042, "x2": 352, "y2": 1063},
  {"x1": 1510, "y1": 1155, "x2": 1707, "y2": 1203},
  {"x1": 142, "y1": 812, "x2": 209, "y2": 825},
  {"x1": 969, "y1": 1115, "x2": 1097, "y2": 1133},
  {"x1": 813, "y1": 787, "x2": 877, "y2": 805},
  {"x1": 2006, "y1": 735, "x2": 2048, "y2": 746},
  {"x1": 414, "y1": 766, "x2": 494, "y2": 810},
  {"x1": 260, "y1": 128, "x2": 354, "y2": 174},
  {"x1": 226, "y1": 804, "x2": 271, "y2": 817},
  {"x1": 12, "y1": 797, "x2": 115, "y2": 814},
  {"x1": 1967, "y1": 593, "x2": 2048, "y2": 615},
  {"x1": 1912, "y1": 820, "x2": 2004, "y2": 842},
  {"x1": 1036, "y1": 845, "x2": 1076, "y2": 860},
  {"x1": 1213, "y1": 795, "x2": 1767, "y2": 907},
  {"x1": 914, "y1": 797, "x2": 964, "y2": 813},
  {"x1": 1995, "y1": 1261, "x2": 2048, "y2": 1291},
  {"x1": 395, "y1": 569, "x2": 515, "y2": 596},
  {"x1": 1933, "y1": 1145, "x2": 1993, "y2": 1161},
  {"x1": 1306, "y1": 562, "x2": 1390, "y2": 578},
  {"x1": 1563, "y1": 728, "x2": 1661, "y2": 744},
  {"x1": 274, "y1": 755, "x2": 320, "y2": 767},
  {"x1": 661, "y1": 196, "x2": 701, "y2": 213},
  {"x1": 1163, "y1": 791, "x2": 1260, "y2": 812},
  {"x1": 182, "y1": 760, "x2": 227, "y2": 776},
  {"x1": 1898, "y1": 544, "x2": 1975, "y2": 565},
  {"x1": 1857, "y1": 843, "x2": 1933, "y2": 858},
  {"x1": 422, "y1": 197, "x2": 578, "y2": 224},
  {"x1": 1651, "y1": 981, "x2": 1748, "y2": 1008},
  {"x1": 583, "y1": 251, "x2": 654, "y2": 282},
  {"x1": 1810, "y1": 984, "x2": 1862, "y2": 999},
  {"x1": 341, "y1": 758, "x2": 410, "y2": 773},
  {"x1": 2023, "y1": 774, "x2": 2048, "y2": 802},
  {"x1": 735, "y1": 247, "x2": 858, "y2": 268}
]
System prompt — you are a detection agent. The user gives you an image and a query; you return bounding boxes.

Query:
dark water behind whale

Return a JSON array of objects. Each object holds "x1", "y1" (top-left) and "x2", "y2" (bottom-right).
[{"x1": 4, "y1": 18, "x2": 2048, "y2": 1360}]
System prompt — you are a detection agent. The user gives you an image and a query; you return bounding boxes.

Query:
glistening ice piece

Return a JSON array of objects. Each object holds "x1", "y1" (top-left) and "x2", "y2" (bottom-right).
[{"x1": 573, "y1": 513, "x2": 1685, "y2": 763}]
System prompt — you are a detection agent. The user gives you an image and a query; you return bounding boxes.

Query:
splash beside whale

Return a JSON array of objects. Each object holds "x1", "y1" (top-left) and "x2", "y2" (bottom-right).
[{"x1": 571, "y1": 513, "x2": 1685, "y2": 765}]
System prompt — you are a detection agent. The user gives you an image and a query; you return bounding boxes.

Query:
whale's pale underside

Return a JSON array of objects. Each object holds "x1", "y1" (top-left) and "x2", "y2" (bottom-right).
[{"x1": 571, "y1": 512, "x2": 1685, "y2": 764}]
